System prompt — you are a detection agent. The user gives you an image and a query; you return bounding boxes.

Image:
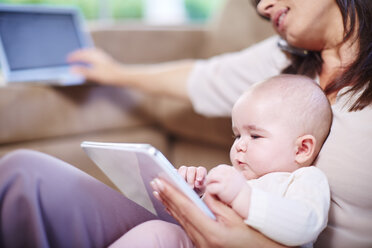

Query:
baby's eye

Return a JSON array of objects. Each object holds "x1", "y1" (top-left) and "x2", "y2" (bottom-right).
[{"x1": 251, "y1": 134, "x2": 261, "y2": 139}]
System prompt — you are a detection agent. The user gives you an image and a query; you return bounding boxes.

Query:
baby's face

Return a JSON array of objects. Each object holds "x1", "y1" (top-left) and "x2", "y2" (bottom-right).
[{"x1": 230, "y1": 91, "x2": 300, "y2": 180}]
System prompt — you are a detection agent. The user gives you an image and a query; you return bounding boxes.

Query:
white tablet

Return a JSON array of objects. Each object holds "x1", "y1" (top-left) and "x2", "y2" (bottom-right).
[
  {"x1": 0, "y1": 4, "x2": 93, "y2": 86},
  {"x1": 81, "y1": 141, "x2": 216, "y2": 220}
]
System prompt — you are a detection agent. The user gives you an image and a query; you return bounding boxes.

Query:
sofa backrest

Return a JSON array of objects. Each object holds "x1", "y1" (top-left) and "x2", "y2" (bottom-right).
[{"x1": 200, "y1": 0, "x2": 274, "y2": 57}]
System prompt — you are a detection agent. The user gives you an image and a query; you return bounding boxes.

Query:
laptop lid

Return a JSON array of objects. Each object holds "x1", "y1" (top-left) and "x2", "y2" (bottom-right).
[{"x1": 0, "y1": 4, "x2": 93, "y2": 86}]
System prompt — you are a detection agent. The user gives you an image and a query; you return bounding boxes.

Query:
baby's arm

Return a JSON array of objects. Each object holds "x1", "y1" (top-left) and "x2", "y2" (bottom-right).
[
  {"x1": 206, "y1": 164, "x2": 252, "y2": 219},
  {"x1": 178, "y1": 166, "x2": 207, "y2": 196},
  {"x1": 245, "y1": 167, "x2": 330, "y2": 246}
]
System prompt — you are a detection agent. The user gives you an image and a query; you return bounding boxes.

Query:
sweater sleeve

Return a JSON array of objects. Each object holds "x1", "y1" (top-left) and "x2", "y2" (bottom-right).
[
  {"x1": 245, "y1": 167, "x2": 330, "y2": 246},
  {"x1": 187, "y1": 35, "x2": 289, "y2": 117}
]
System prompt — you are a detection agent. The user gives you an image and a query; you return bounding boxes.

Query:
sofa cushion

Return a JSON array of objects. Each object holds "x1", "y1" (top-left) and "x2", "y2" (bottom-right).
[{"x1": 152, "y1": 97, "x2": 233, "y2": 148}]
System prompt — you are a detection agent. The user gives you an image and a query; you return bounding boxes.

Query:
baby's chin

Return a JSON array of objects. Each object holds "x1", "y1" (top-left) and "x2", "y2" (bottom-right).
[
  {"x1": 231, "y1": 162, "x2": 258, "y2": 180},
  {"x1": 241, "y1": 170, "x2": 258, "y2": 180}
]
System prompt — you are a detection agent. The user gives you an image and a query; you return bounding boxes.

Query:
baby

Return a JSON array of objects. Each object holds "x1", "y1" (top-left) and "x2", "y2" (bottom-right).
[{"x1": 111, "y1": 74, "x2": 333, "y2": 247}]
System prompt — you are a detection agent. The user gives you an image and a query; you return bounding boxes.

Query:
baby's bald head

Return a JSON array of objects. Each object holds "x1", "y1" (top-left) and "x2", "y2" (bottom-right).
[{"x1": 242, "y1": 74, "x2": 332, "y2": 156}]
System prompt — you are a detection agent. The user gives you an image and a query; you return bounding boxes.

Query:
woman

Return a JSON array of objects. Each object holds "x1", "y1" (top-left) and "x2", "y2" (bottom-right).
[{"x1": 1, "y1": 0, "x2": 371, "y2": 247}]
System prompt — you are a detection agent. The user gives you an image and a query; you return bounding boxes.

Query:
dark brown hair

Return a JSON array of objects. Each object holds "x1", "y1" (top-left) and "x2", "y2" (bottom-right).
[{"x1": 251, "y1": 0, "x2": 372, "y2": 111}]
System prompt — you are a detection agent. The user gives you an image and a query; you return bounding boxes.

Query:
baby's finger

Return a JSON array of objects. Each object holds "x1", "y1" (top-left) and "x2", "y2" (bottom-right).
[
  {"x1": 205, "y1": 168, "x2": 223, "y2": 184},
  {"x1": 196, "y1": 167, "x2": 207, "y2": 180},
  {"x1": 195, "y1": 166, "x2": 208, "y2": 189},
  {"x1": 178, "y1": 166, "x2": 187, "y2": 180},
  {"x1": 186, "y1": 167, "x2": 197, "y2": 186},
  {"x1": 206, "y1": 182, "x2": 223, "y2": 195}
]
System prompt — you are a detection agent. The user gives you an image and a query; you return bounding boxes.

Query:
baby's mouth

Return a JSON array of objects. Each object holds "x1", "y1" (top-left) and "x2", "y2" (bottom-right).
[{"x1": 237, "y1": 160, "x2": 249, "y2": 169}]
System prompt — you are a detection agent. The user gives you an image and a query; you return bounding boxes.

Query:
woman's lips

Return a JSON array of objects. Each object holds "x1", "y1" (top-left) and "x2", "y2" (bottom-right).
[{"x1": 273, "y1": 8, "x2": 289, "y2": 32}]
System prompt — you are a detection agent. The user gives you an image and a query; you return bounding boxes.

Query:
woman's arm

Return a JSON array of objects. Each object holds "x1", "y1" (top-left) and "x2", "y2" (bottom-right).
[
  {"x1": 67, "y1": 48, "x2": 195, "y2": 101},
  {"x1": 152, "y1": 178, "x2": 287, "y2": 248}
]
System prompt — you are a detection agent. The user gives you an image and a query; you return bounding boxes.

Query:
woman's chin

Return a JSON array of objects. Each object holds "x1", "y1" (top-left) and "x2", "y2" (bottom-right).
[{"x1": 285, "y1": 34, "x2": 323, "y2": 52}]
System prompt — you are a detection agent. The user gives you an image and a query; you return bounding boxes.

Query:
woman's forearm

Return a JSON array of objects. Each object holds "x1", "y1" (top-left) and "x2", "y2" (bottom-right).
[
  {"x1": 121, "y1": 60, "x2": 195, "y2": 101},
  {"x1": 69, "y1": 48, "x2": 195, "y2": 102}
]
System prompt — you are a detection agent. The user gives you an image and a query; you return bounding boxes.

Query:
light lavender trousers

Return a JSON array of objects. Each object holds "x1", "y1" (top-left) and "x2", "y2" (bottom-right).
[{"x1": 0, "y1": 150, "x2": 193, "y2": 248}]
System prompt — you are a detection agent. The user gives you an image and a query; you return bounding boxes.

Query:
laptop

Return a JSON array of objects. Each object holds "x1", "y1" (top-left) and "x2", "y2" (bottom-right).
[{"x1": 0, "y1": 4, "x2": 93, "y2": 86}]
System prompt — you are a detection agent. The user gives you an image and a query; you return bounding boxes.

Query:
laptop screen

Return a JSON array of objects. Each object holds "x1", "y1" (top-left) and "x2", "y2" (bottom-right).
[{"x1": 0, "y1": 11, "x2": 81, "y2": 71}]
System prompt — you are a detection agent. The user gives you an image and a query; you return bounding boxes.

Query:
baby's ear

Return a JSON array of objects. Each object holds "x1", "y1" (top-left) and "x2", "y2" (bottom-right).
[{"x1": 295, "y1": 134, "x2": 316, "y2": 166}]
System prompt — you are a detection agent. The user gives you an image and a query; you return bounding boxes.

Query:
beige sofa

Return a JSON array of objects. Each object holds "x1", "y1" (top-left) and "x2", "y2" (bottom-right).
[{"x1": 0, "y1": 0, "x2": 273, "y2": 188}]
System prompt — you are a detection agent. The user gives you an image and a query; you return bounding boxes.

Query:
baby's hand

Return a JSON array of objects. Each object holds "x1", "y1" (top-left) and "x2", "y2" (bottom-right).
[
  {"x1": 178, "y1": 166, "x2": 207, "y2": 196},
  {"x1": 206, "y1": 164, "x2": 246, "y2": 205}
]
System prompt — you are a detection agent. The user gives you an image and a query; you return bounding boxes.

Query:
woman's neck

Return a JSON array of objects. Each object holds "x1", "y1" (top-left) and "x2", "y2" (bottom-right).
[{"x1": 319, "y1": 37, "x2": 359, "y2": 103}]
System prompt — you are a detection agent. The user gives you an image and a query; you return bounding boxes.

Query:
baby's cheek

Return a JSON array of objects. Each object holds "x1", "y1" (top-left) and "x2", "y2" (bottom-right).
[{"x1": 229, "y1": 150, "x2": 235, "y2": 164}]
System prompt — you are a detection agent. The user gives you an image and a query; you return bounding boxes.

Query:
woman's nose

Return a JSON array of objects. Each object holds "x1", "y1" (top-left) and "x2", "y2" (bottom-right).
[{"x1": 257, "y1": 0, "x2": 276, "y2": 19}]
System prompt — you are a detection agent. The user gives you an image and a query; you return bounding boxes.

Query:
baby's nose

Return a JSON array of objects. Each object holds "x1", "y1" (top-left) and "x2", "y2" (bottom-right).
[{"x1": 236, "y1": 139, "x2": 248, "y2": 152}]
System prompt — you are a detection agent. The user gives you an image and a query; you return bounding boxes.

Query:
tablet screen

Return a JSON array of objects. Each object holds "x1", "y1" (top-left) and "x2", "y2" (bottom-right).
[
  {"x1": 0, "y1": 11, "x2": 81, "y2": 71},
  {"x1": 81, "y1": 141, "x2": 216, "y2": 220}
]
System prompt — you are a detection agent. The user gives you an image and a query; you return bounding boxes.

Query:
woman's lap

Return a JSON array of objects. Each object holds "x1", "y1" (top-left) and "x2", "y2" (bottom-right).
[
  {"x1": 0, "y1": 149, "x2": 160, "y2": 248},
  {"x1": 110, "y1": 220, "x2": 194, "y2": 248}
]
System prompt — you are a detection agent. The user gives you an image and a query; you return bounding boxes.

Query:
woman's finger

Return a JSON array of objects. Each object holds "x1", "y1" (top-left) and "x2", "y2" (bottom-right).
[
  {"x1": 154, "y1": 179, "x2": 218, "y2": 247},
  {"x1": 154, "y1": 179, "x2": 218, "y2": 229},
  {"x1": 152, "y1": 179, "x2": 287, "y2": 248},
  {"x1": 67, "y1": 48, "x2": 98, "y2": 63}
]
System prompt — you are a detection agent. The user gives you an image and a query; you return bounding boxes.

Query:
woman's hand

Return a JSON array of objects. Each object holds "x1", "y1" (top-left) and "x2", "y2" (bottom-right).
[
  {"x1": 67, "y1": 48, "x2": 194, "y2": 100},
  {"x1": 151, "y1": 178, "x2": 287, "y2": 248},
  {"x1": 67, "y1": 48, "x2": 124, "y2": 86}
]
